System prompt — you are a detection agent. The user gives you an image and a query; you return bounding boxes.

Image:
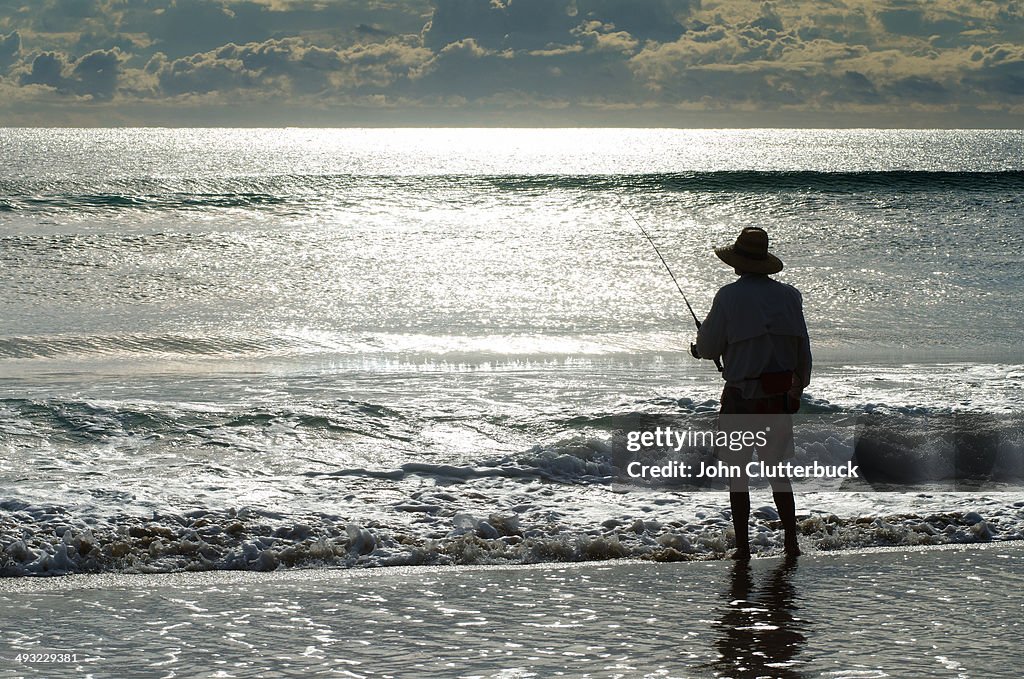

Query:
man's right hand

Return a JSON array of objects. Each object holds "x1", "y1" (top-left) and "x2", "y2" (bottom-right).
[{"x1": 785, "y1": 386, "x2": 802, "y2": 413}]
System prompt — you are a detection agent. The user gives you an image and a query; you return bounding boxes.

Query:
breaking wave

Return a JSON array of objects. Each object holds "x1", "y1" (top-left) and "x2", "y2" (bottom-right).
[
  {"x1": 2, "y1": 171, "x2": 1021, "y2": 215},
  {"x1": 1, "y1": 500, "x2": 1020, "y2": 578}
]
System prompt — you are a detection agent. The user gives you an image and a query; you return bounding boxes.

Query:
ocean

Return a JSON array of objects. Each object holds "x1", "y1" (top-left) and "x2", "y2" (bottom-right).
[{"x1": 1, "y1": 128, "x2": 1022, "y2": 576}]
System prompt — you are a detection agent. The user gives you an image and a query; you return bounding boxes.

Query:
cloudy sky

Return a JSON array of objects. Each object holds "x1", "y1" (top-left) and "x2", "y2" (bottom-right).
[{"x1": 1, "y1": 0, "x2": 1022, "y2": 126}]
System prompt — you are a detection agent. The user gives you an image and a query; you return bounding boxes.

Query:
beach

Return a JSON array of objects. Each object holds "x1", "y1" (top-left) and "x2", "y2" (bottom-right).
[
  {"x1": 1, "y1": 127, "x2": 1023, "y2": 675},
  {"x1": 3, "y1": 0, "x2": 1024, "y2": 671},
  {"x1": 1, "y1": 542, "x2": 1021, "y2": 678}
]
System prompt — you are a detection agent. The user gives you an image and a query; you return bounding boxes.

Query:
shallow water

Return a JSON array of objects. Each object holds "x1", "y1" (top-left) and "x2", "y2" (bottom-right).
[{"x1": 0, "y1": 543, "x2": 1020, "y2": 678}]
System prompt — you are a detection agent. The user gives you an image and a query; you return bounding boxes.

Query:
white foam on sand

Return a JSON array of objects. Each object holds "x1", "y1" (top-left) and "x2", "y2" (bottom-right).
[
  {"x1": 2, "y1": 486, "x2": 1022, "y2": 577},
  {"x1": 0, "y1": 541, "x2": 1021, "y2": 678}
]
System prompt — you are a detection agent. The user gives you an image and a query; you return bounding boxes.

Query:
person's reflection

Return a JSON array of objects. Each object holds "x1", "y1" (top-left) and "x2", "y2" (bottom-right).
[{"x1": 708, "y1": 556, "x2": 807, "y2": 678}]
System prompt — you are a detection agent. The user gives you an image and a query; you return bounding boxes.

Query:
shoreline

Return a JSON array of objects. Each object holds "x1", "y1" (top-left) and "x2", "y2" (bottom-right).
[
  {"x1": 2, "y1": 538, "x2": 1019, "y2": 593},
  {"x1": 1, "y1": 540, "x2": 1020, "y2": 678}
]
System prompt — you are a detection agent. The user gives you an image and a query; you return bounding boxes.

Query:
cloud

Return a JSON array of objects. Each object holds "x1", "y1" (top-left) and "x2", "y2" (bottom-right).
[
  {"x1": 423, "y1": 0, "x2": 577, "y2": 50},
  {"x1": 749, "y1": 1, "x2": 783, "y2": 32},
  {"x1": 410, "y1": 38, "x2": 513, "y2": 98},
  {"x1": 0, "y1": 1, "x2": 434, "y2": 60},
  {"x1": 2, "y1": 0, "x2": 1024, "y2": 124},
  {"x1": 626, "y1": 3, "x2": 1024, "y2": 114},
  {"x1": 339, "y1": 38, "x2": 432, "y2": 89},
  {"x1": 0, "y1": 30, "x2": 20, "y2": 71},
  {"x1": 963, "y1": 43, "x2": 1024, "y2": 98},
  {"x1": 71, "y1": 46, "x2": 123, "y2": 97},
  {"x1": 574, "y1": 0, "x2": 693, "y2": 42},
  {"x1": 572, "y1": 20, "x2": 639, "y2": 54},
  {"x1": 20, "y1": 51, "x2": 67, "y2": 90},
  {"x1": 421, "y1": 0, "x2": 692, "y2": 52},
  {"x1": 148, "y1": 49, "x2": 254, "y2": 96},
  {"x1": 18, "y1": 46, "x2": 125, "y2": 99},
  {"x1": 410, "y1": 25, "x2": 647, "y2": 105},
  {"x1": 141, "y1": 0, "x2": 275, "y2": 57},
  {"x1": 150, "y1": 36, "x2": 431, "y2": 97},
  {"x1": 174, "y1": 1, "x2": 432, "y2": 53}
]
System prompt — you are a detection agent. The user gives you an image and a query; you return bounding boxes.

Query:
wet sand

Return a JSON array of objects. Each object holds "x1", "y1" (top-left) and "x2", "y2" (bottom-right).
[{"x1": 1, "y1": 542, "x2": 1021, "y2": 678}]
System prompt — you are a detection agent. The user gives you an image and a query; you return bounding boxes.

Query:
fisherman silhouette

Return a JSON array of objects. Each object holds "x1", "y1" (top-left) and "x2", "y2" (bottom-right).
[
  {"x1": 706, "y1": 557, "x2": 806, "y2": 678},
  {"x1": 695, "y1": 227, "x2": 811, "y2": 559}
]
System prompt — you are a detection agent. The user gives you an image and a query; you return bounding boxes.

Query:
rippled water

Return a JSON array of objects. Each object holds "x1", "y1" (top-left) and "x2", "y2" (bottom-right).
[
  {"x1": 1, "y1": 544, "x2": 1020, "y2": 677},
  {"x1": 1, "y1": 129, "x2": 1022, "y2": 577},
  {"x1": 3, "y1": 128, "x2": 1022, "y2": 355}
]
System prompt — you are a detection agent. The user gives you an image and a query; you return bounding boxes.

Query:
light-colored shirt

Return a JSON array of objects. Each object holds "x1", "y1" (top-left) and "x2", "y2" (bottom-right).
[{"x1": 696, "y1": 273, "x2": 812, "y2": 399}]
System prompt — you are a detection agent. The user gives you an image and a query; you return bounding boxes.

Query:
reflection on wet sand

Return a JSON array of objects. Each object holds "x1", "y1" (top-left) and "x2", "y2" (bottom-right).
[{"x1": 708, "y1": 556, "x2": 807, "y2": 678}]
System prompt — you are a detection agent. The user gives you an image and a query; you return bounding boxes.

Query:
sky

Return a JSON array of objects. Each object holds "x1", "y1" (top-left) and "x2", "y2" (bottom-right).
[{"x1": 0, "y1": 0, "x2": 1022, "y2": 127}]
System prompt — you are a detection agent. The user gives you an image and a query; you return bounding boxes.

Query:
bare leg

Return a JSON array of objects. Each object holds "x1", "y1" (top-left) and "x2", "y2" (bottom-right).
[
  {"x1": 770, "y1": 477, "x2": 800, "y2": 556},
  {"x1": 729, "y1": 473, "x2": 751, "y2": 559},
  {"x1": 729, "y1": 492, "x2": 751, "y2": 559}
]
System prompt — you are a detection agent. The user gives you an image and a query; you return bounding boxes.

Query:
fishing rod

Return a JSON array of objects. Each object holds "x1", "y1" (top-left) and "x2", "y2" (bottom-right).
[{"x1": 625, "y1": 208, "x2": 724, "y2": 373}]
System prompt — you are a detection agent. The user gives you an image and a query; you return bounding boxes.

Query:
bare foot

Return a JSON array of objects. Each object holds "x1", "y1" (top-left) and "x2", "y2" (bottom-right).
[{"x1": 784, "y1": 540, "x2": 801, "y2": 557}]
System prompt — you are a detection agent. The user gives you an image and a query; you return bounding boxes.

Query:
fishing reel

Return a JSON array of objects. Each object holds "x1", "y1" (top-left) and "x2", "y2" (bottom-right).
[{"x1": 690, "y1": 341, "x2": 724, "y2": 372}]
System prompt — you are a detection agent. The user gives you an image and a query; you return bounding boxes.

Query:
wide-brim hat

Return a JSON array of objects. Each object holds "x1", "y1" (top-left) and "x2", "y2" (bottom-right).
[{"x1": 714, "y1": 227, "x2": 783, "y2": 274}]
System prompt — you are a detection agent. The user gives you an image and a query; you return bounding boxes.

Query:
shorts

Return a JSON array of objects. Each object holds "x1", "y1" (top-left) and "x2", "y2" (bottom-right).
[{"x1": 716, "y1": 386, "x2": 795, "y2": 465}]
